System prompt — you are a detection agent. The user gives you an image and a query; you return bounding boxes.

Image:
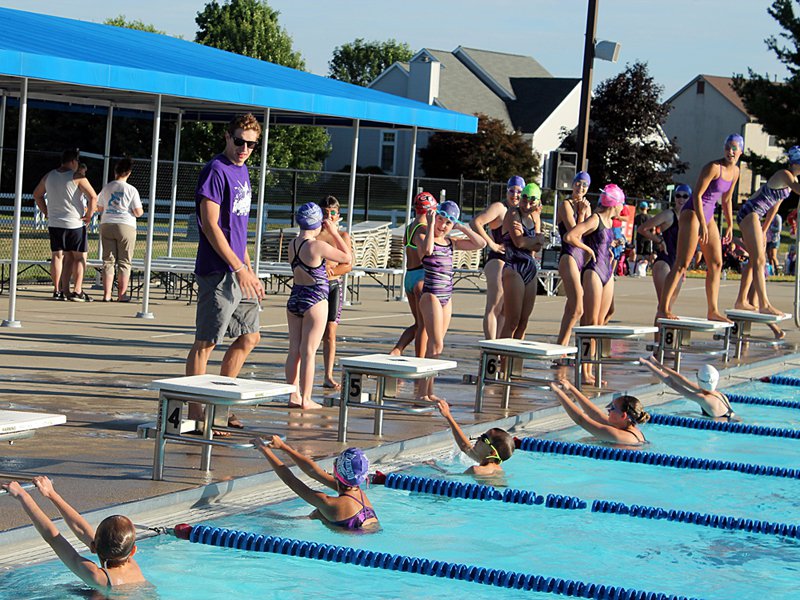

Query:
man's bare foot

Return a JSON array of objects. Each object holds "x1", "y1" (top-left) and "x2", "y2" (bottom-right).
[
  {"x1": 656, "y1": 309, "x2": 677, "y2": 320},
  {"x1": 734, "y1": 301, "x2": 756, "y2": 311},
  {"x1": 389, "y1": 348, "x2": 402, "y2": 357},
  {"x1": 288, "y1": 399, "x2": 323, "y2": 410},
  {"x1": 759, "y1": 304, "x2": 785, "y2": 317},
  {"x1": 322, "y1": 378, "x2": 342, "y2": 391},
  {"x1": 227, "y1": 414, "x2": 244, "y2": 429},
  {"x1": 707, "y1": 311, "x2": 733, "y2": 324}
]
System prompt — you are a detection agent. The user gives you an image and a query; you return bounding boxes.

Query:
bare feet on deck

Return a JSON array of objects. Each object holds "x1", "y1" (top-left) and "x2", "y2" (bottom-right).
[
  {"x1": 760, "y1": 304, "x2": 785, "y2": 317},
  {"x1": 656, "y1": 309, "x2": 677, "y2": 320},
  {"x1": 388, "y1": 348, "x2": 402, "y2": 357},
  {"x1": 707, "y1": 311, "x2": 733, "y2": 324},
  {"x1": 734, "y1": 301, "x2": 757, "y2": 311},
  {"x1": 288, "y1": 399, "x2": 323, "y2": 410},
  {"x1": 322, "y1": 378, "x2": 342, "y2": 391}
]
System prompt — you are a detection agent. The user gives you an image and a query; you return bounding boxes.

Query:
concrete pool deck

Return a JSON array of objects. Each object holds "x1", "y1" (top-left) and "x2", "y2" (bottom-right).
[{"x1": 1, "y1": 274, "x2": 798, "y2": 566}]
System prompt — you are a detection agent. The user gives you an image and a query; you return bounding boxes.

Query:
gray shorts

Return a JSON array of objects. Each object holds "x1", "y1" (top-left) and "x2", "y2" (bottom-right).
[{"x1": 195, "y1": 271, "x2": 260, "y2": 344}]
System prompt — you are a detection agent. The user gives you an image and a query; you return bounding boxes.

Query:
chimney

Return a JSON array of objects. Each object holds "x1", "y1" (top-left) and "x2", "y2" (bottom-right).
[{"x1": 408, "y1": 53, "x2": 440, "y2": 105}]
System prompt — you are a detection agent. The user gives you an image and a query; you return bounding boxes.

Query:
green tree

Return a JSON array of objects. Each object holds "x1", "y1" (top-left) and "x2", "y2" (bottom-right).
[
  {"x1": 103, "y1": 15, "x2": 167, "y2": 35},
  {"x1": 189, "y1": 0, "x2": 329, "y2": 169},
  {"x1": 420, "y1": 114, "x2": 540, "y2": 183},
  {"x1": 733, "y1": 0, "x2": 800, "y2": 176},
  {"x1": 329, "y1": 38, "x2": 413, "y2": 87},
  {"x1": 561, "y1": 61, "x2": 685, "y2": 199}
]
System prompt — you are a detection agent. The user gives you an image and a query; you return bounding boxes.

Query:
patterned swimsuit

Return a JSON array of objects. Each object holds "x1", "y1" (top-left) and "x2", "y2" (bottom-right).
[
  {"x1": 287, "y1": 238, "x2": 329, "y2": 317},
  {"x1": 502, "y1": 218, "x2": 539, "y2": 285},
  {"x1": 422, "y1": 240, "x2": 454, "y2": 307},
  {"x1": 736, "y1": 183, "x2": 792, "y2": 224}
]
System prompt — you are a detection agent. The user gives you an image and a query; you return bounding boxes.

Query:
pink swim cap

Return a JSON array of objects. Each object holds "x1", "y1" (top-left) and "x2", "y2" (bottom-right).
[{"x1": 599, "y1": 184, "x2": 625, "y2": 207}]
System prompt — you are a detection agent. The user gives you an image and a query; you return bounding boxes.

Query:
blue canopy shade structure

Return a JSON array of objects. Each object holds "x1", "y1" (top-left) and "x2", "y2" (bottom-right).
[
  {"x1": 0, "y1": 7, "x2": 477, "y2": 133},
  {"x1": 0, "y1": 7, "x2": 476, "y2": 326}
]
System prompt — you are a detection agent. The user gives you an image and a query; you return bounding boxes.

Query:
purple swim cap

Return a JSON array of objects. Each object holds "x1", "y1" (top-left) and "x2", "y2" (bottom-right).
[
  {"x1": 436, "y1": 200, "x2": 462, "y2": 225},
  {"x1": 334, "y1": 448, "x2": 369, "y2": 487},
  {"x1": 507, "y1": 176, "x2": 525, "y2": 190},
  {"x1": 573, "y1": 171, "x2": 591, "y2": 186},
  {"x1": 725, "y1": 134, "x2": 744, "y2": 150},
  {"x1": 599, "y1": 184, "x2": 625, "y2": 207},
  {"x1": 296, "y1": 202, "x2": 323, "y2": 230},
  {"x1": 787, "y1": 145, "x2": 800, "y2": 165}
]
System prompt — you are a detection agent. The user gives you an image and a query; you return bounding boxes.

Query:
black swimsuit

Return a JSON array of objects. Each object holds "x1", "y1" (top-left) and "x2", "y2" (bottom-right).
[{"x1": 701, "y1": 392, "x2": 735, "y2": 420}]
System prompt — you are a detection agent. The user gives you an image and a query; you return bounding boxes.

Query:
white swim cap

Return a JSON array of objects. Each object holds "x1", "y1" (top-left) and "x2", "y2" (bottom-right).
[{"x1": 697, "y1": 365, "x2": 719, "y2": 392}]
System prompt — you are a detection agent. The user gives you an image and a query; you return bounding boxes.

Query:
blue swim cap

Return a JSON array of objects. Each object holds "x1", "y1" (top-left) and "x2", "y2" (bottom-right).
[
  {"x1": 724, "y1": 134, "x2": 744, "y2": 151},
  {"x1": 573, "y1": 171, "x2": 591, "y2": 186},
  {"x1": 507, "y1": 176, "x2": 525, "y2": 190},
  {"x1": 436, "y1": 200, "x2": 462, "y2": 225},
  {"x1": 675, "y1": 183, "x2": 692, "y2": 196},
  {"x1": 787, "y1": 145, "x2": 800, "y2": 165},
  {"x1": 296, "y1": 202, "x2": 323, "y2": 230},
  {"x1": 334, "y1": 448, "x2": 369, "y2": 487}
]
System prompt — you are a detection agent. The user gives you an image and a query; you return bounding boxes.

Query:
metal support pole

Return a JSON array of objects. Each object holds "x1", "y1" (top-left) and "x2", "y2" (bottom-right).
[
  {"x1": 399, "y1": 127, "x2": 418, "y2": 302},
  {"x1": 167, "y1": 111, "x2": 182, "y2": 257},
  {"x1": 364, "y1": 174, "x2": 371, "y2": 221},
  {"x1": 253, "y1": 109, "x2": 270, "y2": 275},
  {"x1": 342, "y1": 119, "x2": 360, "y2": 306},
  {"x1": 136, "y1": 95, "x2": 161, "y2": 320},
  {"x1": 576, "y1": 0, "x2": 599, "y2": 172},
  {"x1": 3, "y1": 79, "x2": 28, "y2": 328},
  {"x1": 0, "y1": 94, "x2": 7, "y2": 193},
  {"x1": 95, "y1": 106, "x2": 114, "y2": 276},
  {"x1": 291, "y1": 171, "x2": 298, "y2": 226}
]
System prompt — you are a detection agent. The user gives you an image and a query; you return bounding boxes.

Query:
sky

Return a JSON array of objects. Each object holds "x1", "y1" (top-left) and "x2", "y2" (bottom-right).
[{"x1": 0, "y1": 1, "x2": 790, "y2": 98}]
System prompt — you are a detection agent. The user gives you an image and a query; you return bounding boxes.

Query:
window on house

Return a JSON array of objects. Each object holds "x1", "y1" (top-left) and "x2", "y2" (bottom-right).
[
  {"x1": 696, "y1": 81, "x2": 705, "y2": 94},
  {"x1": 381, "y1": 131, "x2": 396, "y2": 173},
  {"x1": 768, "y1": 135, "x2": 777, "y2": 147}
]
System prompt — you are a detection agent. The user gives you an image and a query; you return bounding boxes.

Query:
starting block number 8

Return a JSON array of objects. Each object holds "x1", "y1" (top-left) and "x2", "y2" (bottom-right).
[{"x1": 663, "y1": 330, "x2": 678, "y2": 349}]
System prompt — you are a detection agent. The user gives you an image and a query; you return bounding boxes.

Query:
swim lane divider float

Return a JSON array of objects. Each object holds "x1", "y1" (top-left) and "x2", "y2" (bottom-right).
[
  {"x1": 515, "y1": 437, "x2": 800, "y2": 480},
  {"x1": 648, "y1": 413, "x2": 800, "y2": 439},
  {"x1": 760, "y1": 374, "x2": 800, "y2": 387},
  {"x1": 375, "y1": 472, "x2": 799, "y2": 540},
  {"x1": 173, "y1": 522, "x2": 699, "y2": 600},
  {"x1": 726, "y1": 391, "x2": 800, "y2": 410}
]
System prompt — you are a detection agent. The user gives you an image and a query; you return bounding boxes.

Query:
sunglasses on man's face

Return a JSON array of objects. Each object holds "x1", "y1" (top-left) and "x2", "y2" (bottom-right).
[{"x1": 232, "y1": 136, "x2": 258, "y2": 149}]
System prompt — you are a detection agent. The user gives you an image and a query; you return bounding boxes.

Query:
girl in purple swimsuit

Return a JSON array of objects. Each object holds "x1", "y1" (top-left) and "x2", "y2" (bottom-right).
[
  {"x1": 734, "y1": 145, "x2": 800, "y2": 316},
  {"x1": 637, "y1": 184, "x2": 690, "y2": 328},
  {"x1": 285, "y1": 202, "x2": 352, "y2": 409},
  {"x1": 418, "y1": 201, "x2": 486, "y2": 401},
  {"x1": 499, "y1": 183, "x2": 545, "y2": 341},
  {"x1": 469, "y1": 176, "x2": 524, "y2": 339},
  {"x1": 252, "y1": 437, "x2": 379, "y2": 532},
  {"x1": 556, "y1": 171, "x2": 593, "y2": 347},
  {"x1": 658, "y1": 135, "x2": 743, "y2": 322},
  {"x1": 564, "y1": 184, "x2": 625, "y2": 386}
]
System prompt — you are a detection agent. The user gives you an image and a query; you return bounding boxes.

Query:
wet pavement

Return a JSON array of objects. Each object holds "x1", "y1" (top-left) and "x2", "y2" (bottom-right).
[{"x1": 0, "y1": 273, "x2": 797, "y2": 540}]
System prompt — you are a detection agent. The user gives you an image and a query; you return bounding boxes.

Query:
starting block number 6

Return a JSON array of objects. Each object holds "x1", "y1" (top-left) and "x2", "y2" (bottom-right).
[{"x1": 486, "y1": 357, "x2": 498, "y2": 375}]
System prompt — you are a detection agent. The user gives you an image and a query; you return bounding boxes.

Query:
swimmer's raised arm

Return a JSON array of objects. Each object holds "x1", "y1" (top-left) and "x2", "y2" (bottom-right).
[
  {"x1": 557, "y1": 380, "x2": 611, "y2": 425},
  {"x1": 265, "y1": 436, "x2": 337, "y2": 490},
  {"x1": 436, "y1": 400, "x2": 478, "y2": 461},
  {"x1": 32, "y1": 476, "x2": 95, "y2": 548}
]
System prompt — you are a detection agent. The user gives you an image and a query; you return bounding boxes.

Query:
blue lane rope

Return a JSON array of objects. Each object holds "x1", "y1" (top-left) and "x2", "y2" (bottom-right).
[
  {"x1": 383, "y1": 472, "x2": 586, "y2": 509},
  {"x1": 177, "y1": 523, "x2": 699, "y2": 600},
  {"x1": 648, "y1": 413, "x2": 800, "y2": 439},
  {"x1": 515, "y1": 437, "x2": 800, "y2": 480},
  {"x1": 380, "y1": 473, "x2": 799, "y2": 540},
  {"x1": 591, "y1": 500, "x2": 799, "y2": 539},
  {"x1": 761, "y1": 374, "x2": 800, "y2": 387},
  {"x1": 726, "y1": 392, "x2": 800, "y2": 410}
]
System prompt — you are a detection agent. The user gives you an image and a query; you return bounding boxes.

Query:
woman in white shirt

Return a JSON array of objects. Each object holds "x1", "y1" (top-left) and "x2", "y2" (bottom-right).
[{"x1": 96, "y1": 158, "x2": 143, "y2": 302}]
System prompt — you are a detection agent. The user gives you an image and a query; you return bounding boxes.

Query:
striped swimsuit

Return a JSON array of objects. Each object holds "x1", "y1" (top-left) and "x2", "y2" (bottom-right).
[{"x1": 422, "y1": 240, "x2": 454, "y2": 307}]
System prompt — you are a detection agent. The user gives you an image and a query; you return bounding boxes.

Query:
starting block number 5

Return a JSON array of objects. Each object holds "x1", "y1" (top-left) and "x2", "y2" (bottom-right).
[
  {"x1": 165, "y1": 399, "x2": 184, "y2": 434},
  {"x1": 348, "y1": 374, "x2": 363, "y2": 400}
]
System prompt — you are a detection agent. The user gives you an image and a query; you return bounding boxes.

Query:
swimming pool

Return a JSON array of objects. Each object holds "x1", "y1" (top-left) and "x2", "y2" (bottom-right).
[{"x1": 3, "y1": 380, "x2": 800, "y2": 599}]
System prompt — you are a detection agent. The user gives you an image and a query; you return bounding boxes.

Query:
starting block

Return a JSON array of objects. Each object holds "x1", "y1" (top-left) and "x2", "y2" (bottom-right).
[
  {"x1": 474, "y1": 338, "x2": 577, "y2": 412},
  {"x1": 0, "y1": 410, "x2": 66, "y2": 443},
  {"x1": 725, "y1": 309, "x2": 791, "y2": 359},
  {"x1": 656, "y1": 317, "x2": 732, "y2": 372},
  {"x1": 150, "y1": 375, "x2": 295, "y2": 481},
  {"x1": 336, "y1": 354, "x2": 457, "y2": 442},
  {"x1": 573, "y1": 325, "x2": 658, "y2": 390}
]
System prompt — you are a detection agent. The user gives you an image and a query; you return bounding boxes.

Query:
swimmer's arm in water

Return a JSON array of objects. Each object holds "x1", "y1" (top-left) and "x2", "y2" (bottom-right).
[
  {"x1": 255, "y1": 436, "x2": 336, "y2": 490},
  {"x1": 1, "y1": 481, "x2": 108, "y2": 589},
  {"x1": 436, "y1": 400, "x2": 480, "y2": 462},
  {"x1": 251, "y1": 438, "x2": 336, "y2": 510},
  {"x1": 31, "y1": 476, "x2": 96, "y2": 548}
]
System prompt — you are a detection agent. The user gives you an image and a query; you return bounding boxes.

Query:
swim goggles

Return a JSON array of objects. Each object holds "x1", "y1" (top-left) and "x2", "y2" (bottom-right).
[
  {"x1": 436, "y1": 209, "x2": 461, "y2": 226},
  {"x1": 472, "y1": 433, "x2": 503, "y2": 464}
]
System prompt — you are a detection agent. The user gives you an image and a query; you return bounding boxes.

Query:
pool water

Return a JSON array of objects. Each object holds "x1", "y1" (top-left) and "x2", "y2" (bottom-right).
[{"x1": 4, "y1": 384, "x2": 800, "y2": 599}]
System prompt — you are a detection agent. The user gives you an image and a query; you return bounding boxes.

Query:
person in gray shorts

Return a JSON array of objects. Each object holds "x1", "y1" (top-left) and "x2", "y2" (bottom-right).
[{"x1": 185, "y1": 114, "x2": 265, "y2": 434}]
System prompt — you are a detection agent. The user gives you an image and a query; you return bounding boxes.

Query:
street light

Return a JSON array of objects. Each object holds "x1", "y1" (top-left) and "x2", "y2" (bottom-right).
[{"x1": 576, "y1": 0, "x2": 621, "y2": 172}]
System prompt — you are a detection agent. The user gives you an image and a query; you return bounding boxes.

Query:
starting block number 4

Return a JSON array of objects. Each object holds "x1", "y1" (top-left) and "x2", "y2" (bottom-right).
[{"x1": 165, "y1": 399, "x2": 184, "y2": 435}]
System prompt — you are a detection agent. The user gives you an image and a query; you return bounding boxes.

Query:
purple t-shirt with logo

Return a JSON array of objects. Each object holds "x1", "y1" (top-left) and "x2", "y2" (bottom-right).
[{"x1": 194, "y1": 154, "x2": 252, "y2": 276}]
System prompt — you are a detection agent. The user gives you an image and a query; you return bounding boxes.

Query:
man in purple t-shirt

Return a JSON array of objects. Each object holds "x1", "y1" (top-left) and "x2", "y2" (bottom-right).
[{"x1": 185, "y1": 113, "x2": 265, "y2": 431}]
